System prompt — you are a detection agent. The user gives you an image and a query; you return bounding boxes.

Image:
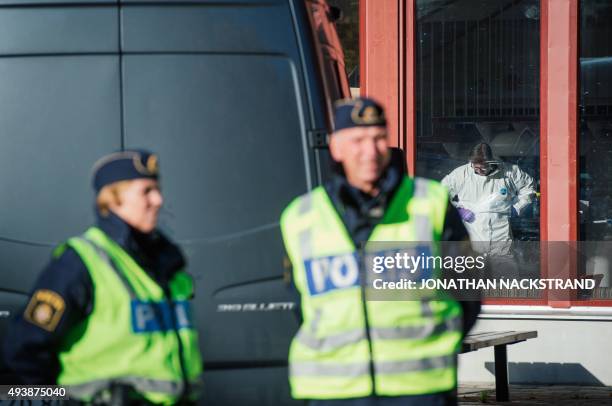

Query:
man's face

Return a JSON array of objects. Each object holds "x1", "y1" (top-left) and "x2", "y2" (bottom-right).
[
  {"x1": 329, "y1": 125, "x2": 390, "y2": 191},
  {"x1": 111, "y1": 179, "x2": 163, "y2": 233}
]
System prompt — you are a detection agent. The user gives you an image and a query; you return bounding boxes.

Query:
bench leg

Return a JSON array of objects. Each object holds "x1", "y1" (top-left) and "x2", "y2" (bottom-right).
[{"x1": 494, "y1": 344, "x2": 509, "y2": 401}]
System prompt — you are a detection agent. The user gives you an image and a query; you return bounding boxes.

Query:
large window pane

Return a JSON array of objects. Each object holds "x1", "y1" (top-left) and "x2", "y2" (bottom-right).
[
  {"x1": 579, "y1": 1, "x2": 612, "y2": 242},
  {"x1": 579, "y1": 0, "x2": 612, "y2": 300},
  {"x1": 416, "y1": 0, "x2": 541, "y2": 296},
  {"x1": 416, "y1": 0, "x2": 540, "y2": 241}
]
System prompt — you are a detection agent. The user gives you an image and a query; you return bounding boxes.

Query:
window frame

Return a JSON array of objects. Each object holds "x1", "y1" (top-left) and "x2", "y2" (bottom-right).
[{"x1": 361, "y1": 0, "x2": 611, "y2": 307}]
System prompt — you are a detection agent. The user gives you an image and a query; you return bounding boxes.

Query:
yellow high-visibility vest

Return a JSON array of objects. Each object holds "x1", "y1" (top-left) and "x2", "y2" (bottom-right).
[
  {"x1": 56, "y1": 227, "x2": 202, "y2": 405},
  {"x1": 281, "y1": 176, "x2": 462, "y2": 399}
]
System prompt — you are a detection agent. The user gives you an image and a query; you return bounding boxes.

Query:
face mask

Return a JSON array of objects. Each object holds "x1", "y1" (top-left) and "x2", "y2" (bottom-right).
[{"x1": 471, "y1": 161, "x2": 499, "y2": 176}]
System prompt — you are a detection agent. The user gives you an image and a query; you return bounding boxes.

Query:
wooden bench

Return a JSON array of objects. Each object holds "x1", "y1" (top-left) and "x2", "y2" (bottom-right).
[{"x1": 461, "y1": 330, "x2": 538, "y2": 401}]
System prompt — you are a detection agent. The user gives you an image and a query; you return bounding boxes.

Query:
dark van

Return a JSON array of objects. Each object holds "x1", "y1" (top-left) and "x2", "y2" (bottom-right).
[{"x1": 0, "y1": 0, "x2": 349, "y2": 404}]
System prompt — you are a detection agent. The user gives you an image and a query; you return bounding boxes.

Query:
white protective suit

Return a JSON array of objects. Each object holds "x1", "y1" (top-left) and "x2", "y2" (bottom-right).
[{"x1": 441, "y1": 162, "x2": 536, "y2": 256}]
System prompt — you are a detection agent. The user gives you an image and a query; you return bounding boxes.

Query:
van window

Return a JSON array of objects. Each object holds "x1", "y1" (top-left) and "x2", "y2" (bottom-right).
[{"x1": 307, "y1": 0, "x2": 351, "y2": 116}]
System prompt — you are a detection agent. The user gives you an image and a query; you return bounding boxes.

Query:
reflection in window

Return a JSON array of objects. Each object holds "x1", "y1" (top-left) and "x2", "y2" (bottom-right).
[
  {"x1": 307, "y1": 0, "x2": 351, "y2": 107},
  {"x1": 579, "y1": 0, "x2": 612, "y2": 242},
  {"x1": 329, "y1": 0, "x2": 360, "y2": 88}
]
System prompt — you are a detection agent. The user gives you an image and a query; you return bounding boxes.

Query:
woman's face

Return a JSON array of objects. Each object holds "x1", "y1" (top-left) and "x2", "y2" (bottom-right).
[{"x1": 110, "y1": 179, "x2": 163, "y2": 233}]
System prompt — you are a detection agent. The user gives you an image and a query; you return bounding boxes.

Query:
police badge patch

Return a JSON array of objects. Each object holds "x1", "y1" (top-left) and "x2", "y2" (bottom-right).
[{"x1": 24, "y1": 289, "x2": 65, "y2": 332}]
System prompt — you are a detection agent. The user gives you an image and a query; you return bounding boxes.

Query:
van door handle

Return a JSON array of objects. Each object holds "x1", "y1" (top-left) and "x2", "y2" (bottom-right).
[{"x1": 308, "y1": 129, "x2": 328, "y2": 149}]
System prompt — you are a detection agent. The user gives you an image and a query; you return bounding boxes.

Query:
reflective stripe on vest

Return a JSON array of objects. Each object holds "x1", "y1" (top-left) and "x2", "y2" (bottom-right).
[
  {"x1": 74, "y1": 237, "x2": 136, "y2": 298},
  {"x1": 66, "y1": 376, "x2": 202, "y2": 399},
  {"x1": 413, "y1": 215, "x2": 434, "y2": 241},
  {"x1": 295, "y1": 315, "x2": 461, "y2": 351},
  {"x1": 281, "y1": 177, "x2": 462, "y2": 399},
  {"x1": 291, "y1": 354, "x2": 455, "y2": 377}
]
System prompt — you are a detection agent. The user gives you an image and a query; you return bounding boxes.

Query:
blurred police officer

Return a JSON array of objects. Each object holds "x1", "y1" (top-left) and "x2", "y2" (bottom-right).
[
  {"x1": 280, "y1": 98, "x2": 479, "y2": 405},
  {"x1": 3, "y1": 150, "x2": 202, "y2": 405}
]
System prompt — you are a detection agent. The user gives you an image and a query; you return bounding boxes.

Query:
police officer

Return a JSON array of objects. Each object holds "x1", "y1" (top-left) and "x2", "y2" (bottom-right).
[
  {"x1": 280, "y1": 98, "x2": 479, "y2": 405},
  {"x1": 3, "y1": 150, "x2": 202, "y2": 405}
]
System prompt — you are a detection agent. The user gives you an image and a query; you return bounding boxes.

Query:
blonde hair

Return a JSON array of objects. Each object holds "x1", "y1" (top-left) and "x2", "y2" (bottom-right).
[{"x1": 96, "y1": 181, "x2": 131, "y2": 216}]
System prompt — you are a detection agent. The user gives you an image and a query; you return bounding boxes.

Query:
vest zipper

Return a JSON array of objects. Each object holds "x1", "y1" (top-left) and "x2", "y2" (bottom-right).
[
  {"x1": 358, "y1": 248, "x2": 377, "y2": 395},
  {"x1": 163, "y1": 286, "x2": 190, "y2": 402}
]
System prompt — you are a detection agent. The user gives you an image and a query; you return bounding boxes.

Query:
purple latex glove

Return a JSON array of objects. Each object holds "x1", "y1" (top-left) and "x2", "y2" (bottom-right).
[{"x1": 457, "y1": 207, "x2": 476, "y2": 223}]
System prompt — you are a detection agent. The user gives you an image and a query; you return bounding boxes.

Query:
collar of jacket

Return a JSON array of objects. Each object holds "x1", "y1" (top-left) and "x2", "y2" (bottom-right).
[
  {"x1": 95, "y1": 210, "x2": 143, "y2": 251},
  {"x1": 326, "y1": 162, "x2": 403, "y2": 219},
  {"x1": 94, "y1": 210, "x2": 186, "y2": 281}
]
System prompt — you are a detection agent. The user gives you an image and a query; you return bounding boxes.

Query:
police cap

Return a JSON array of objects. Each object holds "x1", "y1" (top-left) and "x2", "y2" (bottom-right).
[
  {"x1": 92, "y1": 150, "x2": 159, "y2": 192},
  {"x1": 333, "y1": 97, "x2": 386, "y2": 133}
]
